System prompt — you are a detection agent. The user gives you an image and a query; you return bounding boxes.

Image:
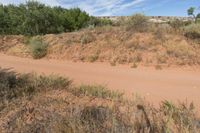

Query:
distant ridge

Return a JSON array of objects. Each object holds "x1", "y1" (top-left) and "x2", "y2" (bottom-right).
[{"x1": 97, "y1": 16, "x2": 193, "y2": 23}]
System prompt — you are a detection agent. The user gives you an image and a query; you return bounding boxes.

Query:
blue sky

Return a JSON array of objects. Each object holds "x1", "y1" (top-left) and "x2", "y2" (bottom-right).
[{"x1": 0, "y1": 0, "x2": 199, "y2": 16}]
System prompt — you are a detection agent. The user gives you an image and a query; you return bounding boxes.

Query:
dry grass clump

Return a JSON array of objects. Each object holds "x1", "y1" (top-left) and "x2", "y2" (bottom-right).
[
  {"x1": 165, "y1": 42, "x2": 194, "y2": 58},
  {"x1": 156, "y1": 52, "x2": 168, "y2": 64},
  {"x1": 152, "y1": 24, "x2": 172, "y2": 43},
  {"x1": 80, "y1": 31, "x2": 96, "y2": 45},
  {"x1": 87, "y1": 54, "x2": 99, "y2": 62},
  {"x1": 71, "y1": 85, "x2": 124, "y2": 100},
  {"x1": 160, "y1": 101, "x2": 197, "y2": 132},
  {"x1": 0, "y1": 35, "x2": 23, "y2": 51},
  {"x1": 0, "y1": 69, "x2": 199, "y2": 133},
  {"x1": 163, "y1": 39, "x2": 199, "y2": 65},
  {"x1": 6, "y1": 44, "x2": 30, "y2": 57}
]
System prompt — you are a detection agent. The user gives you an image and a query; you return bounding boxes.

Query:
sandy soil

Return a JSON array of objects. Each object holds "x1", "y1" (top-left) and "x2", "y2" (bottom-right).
[{"x1": 0, "y1": 53, "x2": 200, "y2": 109}]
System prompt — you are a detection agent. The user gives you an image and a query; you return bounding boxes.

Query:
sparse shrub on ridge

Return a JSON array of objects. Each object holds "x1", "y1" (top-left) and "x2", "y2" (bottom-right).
[
  {"x1": 168, "y1": 19, "x2": 192, "y2": 32},
  {"x1": 156, "y1": 23, "x2": 173, "y2": 34},
  {"x1": 115, "y1": 16, "x2": 128, "y2": 26},
  {"x1": 126, "y1": 14, "x2": 149, "y2": 32},
  {"x1": 152, "y1": 23, "x2": 172, "y2": 43}
]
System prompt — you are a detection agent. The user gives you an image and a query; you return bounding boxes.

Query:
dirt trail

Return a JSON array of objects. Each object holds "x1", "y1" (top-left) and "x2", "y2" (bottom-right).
[{"x1": 0, "y1": 53, "x2": 200, "y2": 108}]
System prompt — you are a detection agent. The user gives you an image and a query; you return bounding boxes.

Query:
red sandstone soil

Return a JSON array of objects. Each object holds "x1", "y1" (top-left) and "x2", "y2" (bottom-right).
[{"x1": 0, "y1": 53, "x2": 200, "y2": 110}]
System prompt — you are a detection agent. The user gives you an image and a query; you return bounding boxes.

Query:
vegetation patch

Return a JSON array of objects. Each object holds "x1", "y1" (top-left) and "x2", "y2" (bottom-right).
[
  {"x1": 88, "y1": 17, "x2": 113, "y2": 27},
  {"x1": 88, "y1": 54, "x2": 99, "y2": 62},
  {"x1": 131, "y1": 63, "x2": 138, "y2": 68},
  {"x1": 71, "y1": 85, "x2": 124, "y2": 100},
  {"x1": 125, "y1": 14, "x2": 149, "y2": 32},
  {"x1": 80, "y1": 32, "x2": 96, "y2": 44},
  {"x1": 29, "y1": 38, "x2": 48, "y2": 59},
  {"x1": 165, "y1": 41, "x2": 195, "y2": 59},
  {"x1": 184, "y1": 23, "x2": 200, "y2": 39},
  {"x1": 0, "y1": 69, "x2": 199, "y2": 133},
  {"x1": 0, "y1": 68, "x2": 71, "y2": 106}
]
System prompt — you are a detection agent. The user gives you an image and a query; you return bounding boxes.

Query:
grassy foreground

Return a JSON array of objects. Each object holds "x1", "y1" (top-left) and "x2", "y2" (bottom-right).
[{"x1": 0, "y1": 68, "x2": 199, "y2": 133}]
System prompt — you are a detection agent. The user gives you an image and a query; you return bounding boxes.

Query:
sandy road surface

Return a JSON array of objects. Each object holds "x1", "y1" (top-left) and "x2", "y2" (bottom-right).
[{"x1": 0, "y1": 53, "x2": 200, "y2": 108}]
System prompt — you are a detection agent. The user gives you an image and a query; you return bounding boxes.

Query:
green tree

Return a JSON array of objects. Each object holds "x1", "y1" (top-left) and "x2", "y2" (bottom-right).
[
  {"x1": 0, "y1": 5, "x2": 6, "y2": 34},
  {"x1": 187, "y1": 7, "x2": 200, "y2": 22},
  {"x1": 188, "y1": 7, "x2": 195, "y2": 18},
  {"x1": 63, "y1": 8, "x2": 90, "y2": 31}
]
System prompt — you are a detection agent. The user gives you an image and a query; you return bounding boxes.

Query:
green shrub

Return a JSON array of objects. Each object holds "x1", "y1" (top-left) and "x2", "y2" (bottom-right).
[
  {"x1": 184, "y1": 23, "x2": 200, "y2": 39},
  {"x1": 168, "y1": 19, "x2": 191, "y2": 32},
  {"x1": 29, "y1": 38, "x2": 48, "y2": 59},
  {"x1": 88, "y1": 17, "x2": 112, "y2": 27},
  {"x1": 97, "y1": 18, "x2": 113, "y2": 26},
  {"x1": 126, "y1": 14, "x2": 149, "y2": 32}
]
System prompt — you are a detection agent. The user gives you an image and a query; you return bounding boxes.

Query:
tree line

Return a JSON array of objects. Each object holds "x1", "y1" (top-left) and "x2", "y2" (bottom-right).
[{"x1": 0, "y1": 1, "x2": 105, "y2": 35}]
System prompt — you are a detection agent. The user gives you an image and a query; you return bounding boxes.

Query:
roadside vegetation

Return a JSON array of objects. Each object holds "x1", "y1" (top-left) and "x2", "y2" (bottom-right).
[
  {"x1": 0, "y1": 1, "x2": 110, "y2": 35},
  {"x1": 28, "y1": 37, "x2": 48, "y2": 59},
  {"x1": 0, "y1": 68, "x2": 199, "y2": 133},
  {"x1": 0, "y1": 2, "x2": 200, "y2": 68}
]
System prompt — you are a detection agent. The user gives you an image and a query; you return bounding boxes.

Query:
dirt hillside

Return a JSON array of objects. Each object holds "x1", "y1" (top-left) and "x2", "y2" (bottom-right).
[{"x1": 0, "y1": 27, "x2": 200, "y2": 68}]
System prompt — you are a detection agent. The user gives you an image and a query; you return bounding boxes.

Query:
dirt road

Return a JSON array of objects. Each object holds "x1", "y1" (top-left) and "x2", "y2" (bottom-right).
[{"x1": 0, "y1": 53, "x2": 200, "y2": 108}]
